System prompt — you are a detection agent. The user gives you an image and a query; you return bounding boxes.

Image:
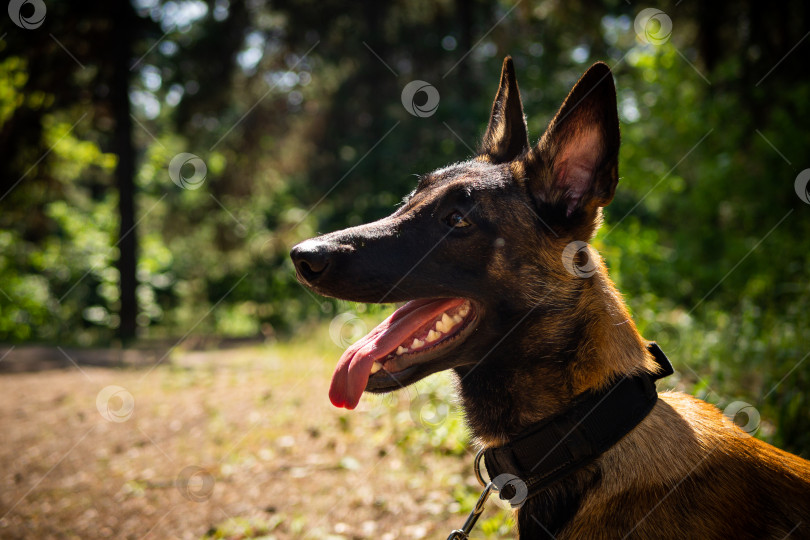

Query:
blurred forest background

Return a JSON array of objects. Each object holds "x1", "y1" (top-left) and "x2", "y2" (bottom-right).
[
  {"x1": 2, "y1": 1, "x2": 810, "y2": 537},
  {"x1": 2, "y1": 0, "x2": 810, "y2": 454}
]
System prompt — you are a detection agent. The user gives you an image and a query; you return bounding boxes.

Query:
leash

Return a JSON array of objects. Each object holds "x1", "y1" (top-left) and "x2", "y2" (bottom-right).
[
  {"x1": 445, "y1": 343, "x2": 674, "y2": 539},
  {"x1": 446, "y1": 449, "x2": 527, "y2": 540}
]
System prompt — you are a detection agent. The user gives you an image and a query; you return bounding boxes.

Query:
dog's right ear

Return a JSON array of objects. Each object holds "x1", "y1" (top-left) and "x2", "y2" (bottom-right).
[{"x1": 477, "y1": 57, "x2": 529, "y2": 164}]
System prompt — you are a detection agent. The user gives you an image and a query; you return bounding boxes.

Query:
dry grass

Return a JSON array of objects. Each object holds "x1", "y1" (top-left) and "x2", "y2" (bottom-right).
[{"x1": 0, "y1": 326, "x2": 514, "y2": 539}]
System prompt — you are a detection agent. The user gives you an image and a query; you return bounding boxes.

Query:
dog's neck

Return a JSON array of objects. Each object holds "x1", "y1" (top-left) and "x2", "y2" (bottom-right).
[{"x1": 455, "y1": 265, "x2": 657, "y2": 447}]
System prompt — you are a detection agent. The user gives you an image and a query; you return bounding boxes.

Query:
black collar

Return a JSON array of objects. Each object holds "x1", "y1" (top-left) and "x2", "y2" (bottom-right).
[{"x1": 482, "y1": 343, "x2": 674, "y2": 501}]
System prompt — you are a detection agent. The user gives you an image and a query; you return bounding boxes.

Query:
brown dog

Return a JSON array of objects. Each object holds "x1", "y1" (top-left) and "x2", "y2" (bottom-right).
[{"x1": 291, "y1": 58, "x2": 810, "y2": 538}]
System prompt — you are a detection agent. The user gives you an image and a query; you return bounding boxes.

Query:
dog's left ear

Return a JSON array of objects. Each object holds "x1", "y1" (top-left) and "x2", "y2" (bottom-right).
[
  {"x1": 517, "y1": 62, "x2": 620, "y2": 220},
  {"x1": 478, "y1": 57, "x2": 530, "y2": 164}
]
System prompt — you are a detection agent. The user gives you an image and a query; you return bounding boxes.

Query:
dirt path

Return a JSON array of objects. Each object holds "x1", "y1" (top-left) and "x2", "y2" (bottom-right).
[{"x1": 0, "y1": 340, "x2": 513, "y2": 539}]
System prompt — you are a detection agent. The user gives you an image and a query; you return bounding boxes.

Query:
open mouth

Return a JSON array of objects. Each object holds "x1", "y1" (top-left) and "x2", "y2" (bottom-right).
[{"x1": 328, "y1": 298, "x2": 480, "y2": 409}]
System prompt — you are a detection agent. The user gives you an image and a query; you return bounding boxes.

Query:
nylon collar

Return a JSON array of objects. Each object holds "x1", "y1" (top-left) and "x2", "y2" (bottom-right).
[{"x1": 482, "y1": 343, "x2": 674, "y2": 500}]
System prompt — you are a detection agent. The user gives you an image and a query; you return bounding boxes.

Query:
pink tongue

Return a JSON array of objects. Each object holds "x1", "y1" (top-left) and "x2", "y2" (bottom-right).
[{"x1": 329, "y1": 298, "x2": 465, "y2": 409}]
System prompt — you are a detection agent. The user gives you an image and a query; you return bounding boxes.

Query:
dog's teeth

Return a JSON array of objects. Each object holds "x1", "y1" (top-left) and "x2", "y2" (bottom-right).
[
  {"x1": 459, "y1": 304, "x2": 470, "y2": 317},
  {"x1": 441, "y1": 313, "x2": 454, "y2": 329},
  {"x1": 452, "y1": 315, "x2": 463, "y2": 324},
  {"x1": 370, "y1": 362, "x2": 383, "y2": 374},
  {"x1": 411, "y1": 338, "x2": 424, "y2": 349},
  {"x1": 396, "y1": 346, "x2": 408, "y2": 355},
  {"x1": 435, "y1": 320, "x2": 447, "y2": 333},
  {"x1": 427, "y1": 329, "x2": 441, "y2": 342}
]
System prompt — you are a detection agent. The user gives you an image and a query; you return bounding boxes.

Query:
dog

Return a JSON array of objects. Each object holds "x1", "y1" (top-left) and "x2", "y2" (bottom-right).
[{"x1": 290, "y1": 57, "x2": 810, "y2": 538}]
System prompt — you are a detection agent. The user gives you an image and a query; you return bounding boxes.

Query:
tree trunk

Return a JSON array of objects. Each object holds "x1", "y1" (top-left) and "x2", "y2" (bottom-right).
[{"x1": 112, "y1": 0, "x2": 137, "y2": 342}]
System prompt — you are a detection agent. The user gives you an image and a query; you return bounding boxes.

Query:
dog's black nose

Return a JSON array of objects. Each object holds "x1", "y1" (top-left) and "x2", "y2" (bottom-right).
[{"x1": 290, "y1": 241, "x2": 331, "y2": 284}]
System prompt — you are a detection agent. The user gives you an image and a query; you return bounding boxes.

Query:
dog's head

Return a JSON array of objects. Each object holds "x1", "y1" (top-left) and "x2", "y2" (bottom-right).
[{"x1": 291, "y1": 58, "x2": 620, "y2": 409}]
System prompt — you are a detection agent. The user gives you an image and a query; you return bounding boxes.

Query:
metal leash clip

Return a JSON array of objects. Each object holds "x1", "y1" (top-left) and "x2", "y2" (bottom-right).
[
  {"x1": 446, "y1": 450, "x2": 495, "y2": 540},
  {"x1": 446, "y1": 481, "x2": 497, "y2": 540},
  {"x1": 446, "y1": 449, "x2": 530, "y2": 539}
]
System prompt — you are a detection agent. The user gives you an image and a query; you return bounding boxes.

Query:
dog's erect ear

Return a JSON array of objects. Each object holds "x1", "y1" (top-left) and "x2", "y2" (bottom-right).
[
  {"x1": 478, "y1": 57, "x2": 529, "y2": 164},
  {"x1": 517, "y1": 62, "x2": 620, "y2": 219}
]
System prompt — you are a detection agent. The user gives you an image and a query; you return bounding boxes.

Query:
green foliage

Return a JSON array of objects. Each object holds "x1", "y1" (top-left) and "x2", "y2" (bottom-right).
[
  {"x1": 203, "y1": 515, "x2": 284, "y2": 539},
  {"x1": 0, "y1": 103, "x2": 120, "y2": 344},
  {"x1": 597, "y1": 40, "x2": 810, "y2": 455},
  {"x1": 0, "y1": 56, "x2": 30, "y2": 126},
  {"x1": 1, "y1": 1, "x2": 809, "y2": 454}
]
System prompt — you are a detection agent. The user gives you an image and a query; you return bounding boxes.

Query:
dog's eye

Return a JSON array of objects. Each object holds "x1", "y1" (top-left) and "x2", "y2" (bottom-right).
[{"x1": 445, "y1": 211, "x2": 470, "y2": 228}]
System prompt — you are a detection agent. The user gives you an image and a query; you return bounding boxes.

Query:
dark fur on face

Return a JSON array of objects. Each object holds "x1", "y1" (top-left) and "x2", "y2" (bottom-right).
[{"x1": 291, "y1": 58, "x2": 810, "y2": 538}]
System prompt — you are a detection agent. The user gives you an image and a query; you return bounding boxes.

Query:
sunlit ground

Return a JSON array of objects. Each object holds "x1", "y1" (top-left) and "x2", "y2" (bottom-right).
[
  {"x1": 0, "y1": 319, "x2": 515, "y2": 540},
  {"x1": 2, "y1": 306, "x2": 803, "y2": 539}
]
